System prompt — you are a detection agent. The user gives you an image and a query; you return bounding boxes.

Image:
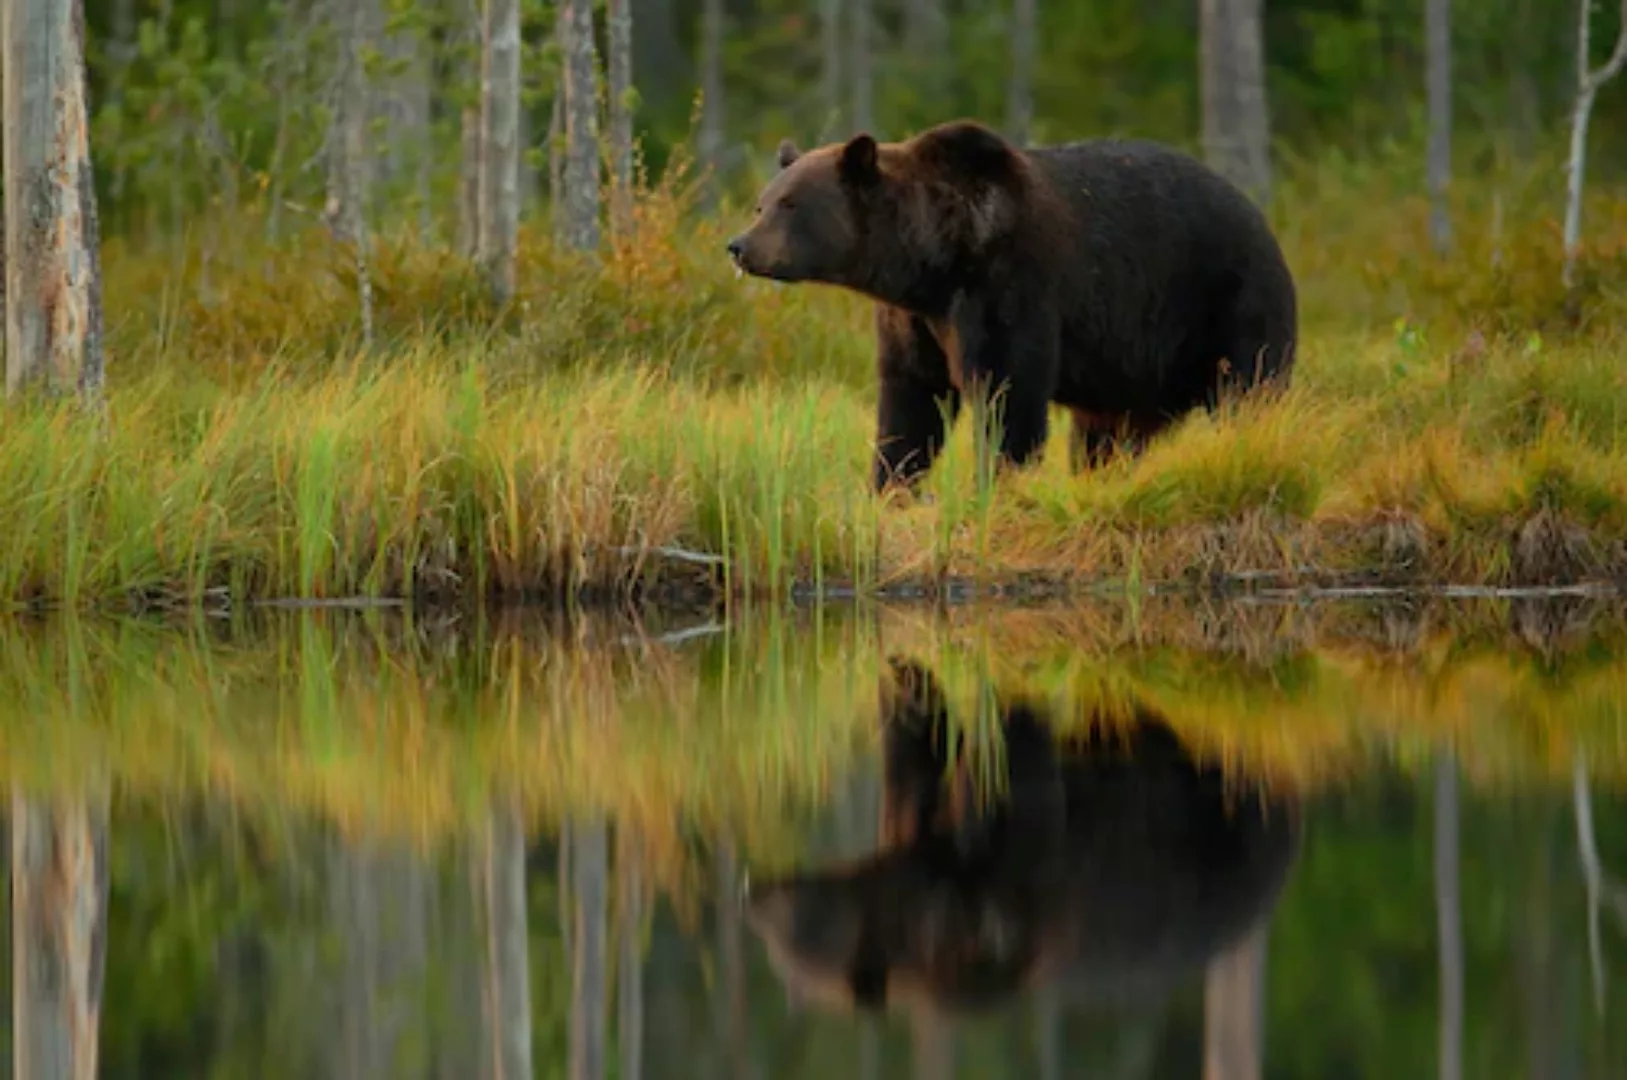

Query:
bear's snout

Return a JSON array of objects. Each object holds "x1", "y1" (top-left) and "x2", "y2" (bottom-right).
[{"x1": 726, "y1": 235, "x2": 750, "y2": 279}]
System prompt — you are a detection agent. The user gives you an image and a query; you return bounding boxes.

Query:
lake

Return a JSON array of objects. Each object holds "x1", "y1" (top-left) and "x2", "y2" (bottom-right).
[{"x1": 2, "y1": 594, "x2": 1624, "y2": 1078}]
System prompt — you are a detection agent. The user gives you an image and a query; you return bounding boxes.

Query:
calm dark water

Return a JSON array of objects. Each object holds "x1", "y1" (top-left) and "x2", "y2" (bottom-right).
[{"x1": 1, "y1": 596, "x2": 1624, "y2": 1078}]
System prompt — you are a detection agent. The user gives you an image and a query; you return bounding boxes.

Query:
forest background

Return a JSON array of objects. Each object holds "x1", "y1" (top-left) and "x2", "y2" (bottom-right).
[{"x1": 2, "y1": 0, "x2": 1626, "y2": 605}]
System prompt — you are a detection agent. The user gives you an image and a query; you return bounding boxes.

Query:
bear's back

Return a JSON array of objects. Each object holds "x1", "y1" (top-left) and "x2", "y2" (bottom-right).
[{"x1": 1025, "y1": 136, "x2": 1278, "y2": 263}]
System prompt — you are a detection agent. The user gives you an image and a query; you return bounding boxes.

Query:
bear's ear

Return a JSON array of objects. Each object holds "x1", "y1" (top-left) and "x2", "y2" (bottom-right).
[
  {"x1": 776, "y1": 138, "x2": 801, "y2": 170},
  {"x1": 838, "y1": 133, "x2": 881, "y2": 187}
]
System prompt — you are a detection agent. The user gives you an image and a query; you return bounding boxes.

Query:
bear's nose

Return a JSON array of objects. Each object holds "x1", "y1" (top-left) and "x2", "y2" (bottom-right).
[{"x1": 726, "y1": 237, "x2": 744, "y2": 259}]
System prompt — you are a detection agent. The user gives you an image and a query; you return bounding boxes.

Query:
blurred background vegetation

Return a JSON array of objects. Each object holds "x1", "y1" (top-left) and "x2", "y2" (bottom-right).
[{"x1": 80, "y1": 0, "x2": 1623, "y2": 239}]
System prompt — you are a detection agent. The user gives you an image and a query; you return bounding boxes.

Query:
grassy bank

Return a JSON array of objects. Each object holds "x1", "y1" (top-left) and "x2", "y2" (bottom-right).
[{"x1": 12, "y1": 144, "x2": 1627, "y2": 610}]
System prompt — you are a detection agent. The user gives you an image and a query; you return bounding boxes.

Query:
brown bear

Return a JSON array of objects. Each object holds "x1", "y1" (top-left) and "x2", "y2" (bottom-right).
[
  {"x1": 740, "y1": 657, "x2": 1300, "y2": 1015},
  {"x1": 725, "y1": 120, "x2": 1299, "y2": 492}
]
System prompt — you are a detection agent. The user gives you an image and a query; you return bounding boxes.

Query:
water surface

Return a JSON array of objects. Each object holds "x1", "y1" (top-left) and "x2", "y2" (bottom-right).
[{"x1": 2, "y1": 596, "x2": 1625, "y2": 1078}]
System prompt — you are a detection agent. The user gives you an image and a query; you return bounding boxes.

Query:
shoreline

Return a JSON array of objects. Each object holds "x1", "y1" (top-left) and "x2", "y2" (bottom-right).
[{"x1": 5, "y1": 533, "x2": 1620, "y2": 618}]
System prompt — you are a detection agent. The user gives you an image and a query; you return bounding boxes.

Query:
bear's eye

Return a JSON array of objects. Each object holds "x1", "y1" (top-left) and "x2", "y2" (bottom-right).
[{"x1": 778, "y1": 196, "x2": 796, "y2": 212}]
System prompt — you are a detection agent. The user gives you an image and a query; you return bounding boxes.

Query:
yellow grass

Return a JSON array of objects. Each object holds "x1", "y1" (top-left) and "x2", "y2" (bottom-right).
[{"x1": 9, "y1": 142, "x2": 1625, "y2": 608}]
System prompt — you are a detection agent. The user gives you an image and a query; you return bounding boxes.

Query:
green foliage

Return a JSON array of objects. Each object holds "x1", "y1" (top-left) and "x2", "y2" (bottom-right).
[{"x1": 79, "y1": 0, "x2": 1627, "y2": 235}]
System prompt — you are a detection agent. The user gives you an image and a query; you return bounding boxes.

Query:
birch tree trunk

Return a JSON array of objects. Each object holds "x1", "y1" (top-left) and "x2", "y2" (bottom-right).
[
  {"x1": 1006, "y1": 0, "x2": 1036, "y2": 144},
  {"x1": 570, "y1": 817, "x2": 609, "y2": 1080},
  {"x1": 1572, "y1": 752, "x2": 1627, "y2": 1014},
  {"x1": 11, "y1": 793, "x2": 110, "y2": 1080},
  {"x1": 378, "y1": 2, "x2": 433, "y2": 239},
  {"x1": 1562, "y1": 0, "x2": 1627, "y2": 289},
  {"x1": 698, "y1": 0, "x2": 726, "y2": 197},
  {"x1": 325, "y1": 0, "x2": 377, "y2": 347},
  {"x1": 850, "y1": 0, "x2": 875, "y2": 134},
  {"x1": 548, "y1": 79, "x2": 565, "y2": 243},
  {"x1": 479, "y1": 798, "x2": 532, "y2": 1080},
  {"x1": 478, "y1": 0, "x2": 521, "y2": 301},
  {"x1": 1435, "y1": 755, "x2": 1463, "y2": 1080},
  {"x1": 820, "y1": 0, "x2": 844, "y2": 134},
  {"x1": 911, "y1": 1010, "x2": 953, "y2": 1079},
  {"x1": 1202, "y1": 921, "x2": 1268, "y2": 1080},
  {"x1": 1199, "y1": 0, "x2": 1273, "y2": 205},
  {"x1": 904, "y1": 0, "x2": 947, "y2": 78},
  {"x1": 107, "y1": 0, "x2": 136, "y2": 206},
  {"x1": 3, "y1": 0, "x2": 105, "y2": 401},
  {"x1": 457, "y1": 0, "x2": 482, "y2": 257},
  {"x1": 1426, "y1": 0, "x2": 1453, "y2": 254},
  {"x1": 631, "y1": 0, "x2": 682, "y2": 112},
  {"x1": 1035, "y1": 985, "x2": 1061, "y2": 1079},
  {"x1": 713, "y1": 841, "x2": 754, "y2": 1080},
  {"x1": 607, "y1": 0, "x2": 636, "y2": 241},
  {"x1": 617, "y1": 831, "x2": 645, "y2": 1080},
  {"x1": 560, "y1": 0, "x2": 601, "y2": 252},
  {"x1": 326, "y1": 837, "x2": 432, "y2": 1080}
]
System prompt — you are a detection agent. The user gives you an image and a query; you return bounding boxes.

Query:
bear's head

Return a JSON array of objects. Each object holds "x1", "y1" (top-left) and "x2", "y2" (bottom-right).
[
  {"x1": 725, "y1": 121, "x2": 1032, "y2": 309},
  {"x1": 743, "y1": 847, "x2": 1043, "y2": 1014},
  {"x1": 740, "y1": 656, "x2": 1061, "y2": 1015}
]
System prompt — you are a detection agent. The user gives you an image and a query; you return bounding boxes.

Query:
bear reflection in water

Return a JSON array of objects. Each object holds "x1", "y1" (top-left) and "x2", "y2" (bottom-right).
[{"x1": 743, "y1": 656, "x2": 1301, "y2": 1017}]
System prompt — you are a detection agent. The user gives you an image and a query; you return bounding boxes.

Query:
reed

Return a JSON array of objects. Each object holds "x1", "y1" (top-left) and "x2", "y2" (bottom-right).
[{"x1": 12, "y1": 141, "x2": 1623, "y2": 610}]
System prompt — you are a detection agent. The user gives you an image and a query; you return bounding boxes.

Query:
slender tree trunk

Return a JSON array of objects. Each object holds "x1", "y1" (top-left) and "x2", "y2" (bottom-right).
[
  {"x1": 1202, "y1": 921, "x2": 1268, "y2": 1079},
  {"x1": 377, "y1": 7, "x2": 432, "y2": 239},
  {"x1": 479, "y1": 798, "x2": 532, "y2": 1080},
  {"x1": 630, "y1": 0, "x2": 682, "y2": 111},
  {"x1": 607, "y1": 0, "x2": 635, "y2": 240},
  {"x1": 325, "y1": 0, "x2": 377, "y2": 347},
  {"x1": 1562, "y1": 0, "x2": 1627, "y2": 289},
  {"x1": 560, "y1": 0, "x2": 601, "y2": 252},
  {"x1": 698, "y1": 0, "x2": 726, "y2": 195},
  {"x1": 457, "y1": 0, "x2": 482, "y2": 257},
  {"x1": 713, "y1": 841, "x2": 753, "y2": 1080},
  {"x1": 3, "y1": 0, "x2": 106, "y2": 402},
  {"x1": 911, "y1": 1010, "x2": 952, "y2": 1079},
  {"x1": 1435, "y1": 755, "x2": 1463, "y2": 1080},
  {"x1": 436, "y1": 856, "x2": 486, "y2": 1080},
  {"x1": 850, "y1": 0, "x2": 875, "y2": 134},
  {"x1": 327, "y1": 837, "x2": 432, "y2": 1080},
  {"x1": 617, "y1": 831, "x2": 645, "y2": 1080},
  {"x1": 819, "y1": 0, "x2": 844, "y2": 135},
  {"x1": 1516, "y1": 811, "x2": 1560, "y2": 1080},
  {"x1": 1571, "y1": 751, "x2": 1627, "y2": 1014},
  {"x1": 1508, "y1": 0, "x2": 1541, "y2": 159},
  {"x1": 570, "y1": 817, "x2": 609, "y2": 1080},
  {"x1": 478, "y1": 0, "x2": 521, "y2": 301},
  {"x1": 548, "y1": 79, "x2": 565, "y2": 243},
  {"x1": 1199, "y1": 0, "x2": 1273, "y2": 205},
  {"x1": 903, "y1": 0, "x2": 946, "y2": 108},
  {"x1": 11, "y1": 793, "x2": 109, "y2": 1080},
  {"x1": 1006, "y1": 0, "x2": 1036, "y2": 144},
  {"x1": 1426, "y1": 0, "x2": 1452, "y2": 254},
  {"x1": 1035, "y1": 984, "x2": 1061, "y2": 1079},
  {"x1": 107, "y1": 0, "x2": 136, "y2": 208}
]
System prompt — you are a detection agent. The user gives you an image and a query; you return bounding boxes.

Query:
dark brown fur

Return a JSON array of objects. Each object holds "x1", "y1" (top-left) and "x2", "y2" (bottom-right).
[
  {"x1": 727, "y1": 119, "x2": 1299, "y2": 493},
  {"x1": 741, "y1": 657, "x2": 1301, "y2": 1016}
]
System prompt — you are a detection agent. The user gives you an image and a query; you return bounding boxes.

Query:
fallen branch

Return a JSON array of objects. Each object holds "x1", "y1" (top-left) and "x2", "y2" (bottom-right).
[{"x1": 614, "y1": 544, "x2": 726, "y2": 567}]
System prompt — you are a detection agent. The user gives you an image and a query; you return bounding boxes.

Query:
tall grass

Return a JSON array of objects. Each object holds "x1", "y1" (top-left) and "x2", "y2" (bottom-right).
[{"x1": 14, "y1": 139, "x2": 1626, "y2": 608}]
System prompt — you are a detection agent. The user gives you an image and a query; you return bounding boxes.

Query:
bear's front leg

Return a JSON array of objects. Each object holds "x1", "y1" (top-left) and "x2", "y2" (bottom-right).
[
  {"x1": 955, "y1": 302, "x2": 1058, "y2": 475},
  {"x1": 873, "y1": 310, "x2": 961, "y2": 494}
]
